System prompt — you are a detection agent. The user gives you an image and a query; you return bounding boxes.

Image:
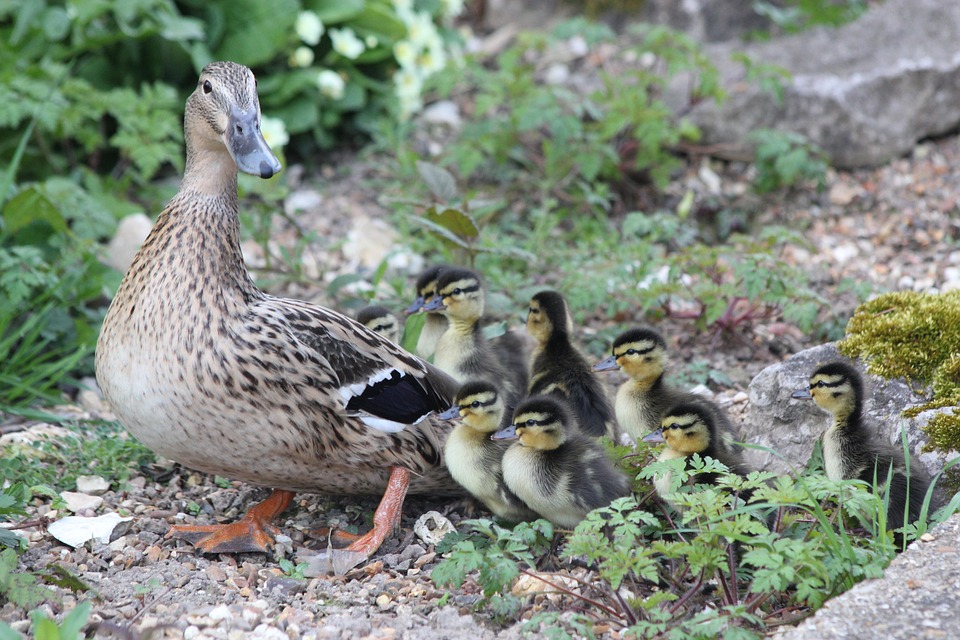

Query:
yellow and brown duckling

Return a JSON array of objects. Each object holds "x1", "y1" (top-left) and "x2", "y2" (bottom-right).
[
  {"x1": 423, "y1": 267, "x2": 528, "y2": 397},
  {"x1": 95, "y1": 62, "x2": 462, "y2": 558},
  {"x1": 594, "y1": 327, "x2": 737, "y2": 443},
  {"x1": 492, "y1": 396, "x2": 631, "y2": 528},
  {"x1": 792, "y1": 361, "x2": 930, "y2": 537},
  {"x1": 642, "y1": 401, "x2": 751, "y2": 502},
  {"x1": 439, "y1": 380, "x2": 539, "y2": 522},
  {"x1": 526, "y1": 290, "x2": 616, "y2": 440},
  {"x1": 356, "y1": 304, "x2": 402, "y2": 344},
  {"x1": 404, "y1": 264, "x2": 449, "y2": 359}
]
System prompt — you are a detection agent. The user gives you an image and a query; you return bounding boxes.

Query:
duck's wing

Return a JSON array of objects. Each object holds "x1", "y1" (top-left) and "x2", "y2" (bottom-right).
[{"x1": 256, "y1": 297, "x2": 459, "y2": 431}]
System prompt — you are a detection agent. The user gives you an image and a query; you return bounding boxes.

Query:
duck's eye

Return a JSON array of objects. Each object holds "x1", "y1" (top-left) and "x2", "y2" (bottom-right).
[{"x1": 203, "y1": 80, "x2": 213, "y2": 94}]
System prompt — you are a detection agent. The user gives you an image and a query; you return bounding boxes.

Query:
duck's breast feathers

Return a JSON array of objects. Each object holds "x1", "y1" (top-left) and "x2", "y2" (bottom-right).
[{"x1": 256, "y1": 297, "x2": 458, "y2": 429}]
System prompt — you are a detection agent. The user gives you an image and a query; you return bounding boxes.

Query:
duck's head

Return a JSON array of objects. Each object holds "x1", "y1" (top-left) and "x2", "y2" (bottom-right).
[
  {"x1": 440, "y1": 379, "x2": 506, "y2": 433},
  {"x1": 493, "y1": 396, "x2": 571, "y2": 450},
  {"x1": 526, "y1": 290, "x2": 574, "y2": 345},
  {"x1": 792, "y1": 361, "x2": 863, "y2": 421},
  {"x1": 184, "y1": 61, "x2": 281, "y2": 180},
  {"x1": 593, "y1": 327, "x2": 667, "y2": 383},
  {"x1": 355, "y1": 305, "x2": 402, "y2": 344},
  {"x1": 422, "y1": 267, "x2": 485, "y2": 321},
  {"x1": 642, "y1": 401, "x2": 716, "y2": 456},
  {"x1": 405, "y1": 264, "x2": 448, "y2": 315}
]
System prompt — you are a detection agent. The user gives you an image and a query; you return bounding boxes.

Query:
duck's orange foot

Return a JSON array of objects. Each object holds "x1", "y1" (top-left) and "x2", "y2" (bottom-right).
[
  {"x1": 344, "y1": 466, "x2": 410, "y2": 558},
  {"x1": 165, "y1": 489, "x2": 295, "y2": 554}
]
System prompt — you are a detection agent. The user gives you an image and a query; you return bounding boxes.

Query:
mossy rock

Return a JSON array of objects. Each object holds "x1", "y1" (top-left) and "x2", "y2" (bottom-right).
[{"x1": 838, "y1": 290, "x2": 960, "y2": 454}]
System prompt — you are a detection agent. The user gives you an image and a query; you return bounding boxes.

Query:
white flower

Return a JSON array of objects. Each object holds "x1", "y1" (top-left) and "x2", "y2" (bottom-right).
[
  {"x1": 295, "y1": 11, "x2": 324, "y2": 46},
  {"x1": 394, "y1": 67, "x2": 422, "y2": 101},
  {"x1": 393, "y1": 40, "x2": 416, "y2": 69},
  {"x1": 330, "y1": 27, "x2": 365, "y2": 60},
  {"x1": 441, "y1": 0, "x2": 466, "y2": 19},
  {"x1": 316, "y1": 70, "x2": 345, "y2": 100},
  {"x1": 365, "y1": 34, "x2": 379, "y2": 49},
  {"x1": 393, "y1": 0, "x2": 414, "y2": 21},
  {"x1": 418, "y1": 38, "x2": 447, "y2": 75},
  {"x1": 260, "y1": 116, "x2": 289, "y2": 150},
  {"x1": 405, "y1": 11, "x2": 438, "y2": 48},
  {"x1": 289, "y1": 46, "x2": 314, "y2": 68}
]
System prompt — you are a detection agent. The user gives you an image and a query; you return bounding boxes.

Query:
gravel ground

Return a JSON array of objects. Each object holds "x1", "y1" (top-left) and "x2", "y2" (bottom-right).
[{"x1": 3, "y1": 111, "x2": 960, "y2": 639}]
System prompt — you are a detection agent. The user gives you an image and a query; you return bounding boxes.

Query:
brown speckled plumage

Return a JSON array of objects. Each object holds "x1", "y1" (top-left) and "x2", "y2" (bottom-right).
[{"x1": 95, "y1": 62, "x2": 462, "y2": 500}]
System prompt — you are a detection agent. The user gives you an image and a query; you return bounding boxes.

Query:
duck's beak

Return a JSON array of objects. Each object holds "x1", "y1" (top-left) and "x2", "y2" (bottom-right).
[
  {"x1": 791, "y1": 388, "x2": 812, "y2": 399},
  {"x1": 421, "y1": 297, "x2": 446, "y2": 312},
  {"x1": 593, "y1": 355, "x2": 619, "y2": 372},
  {"x1": 641, "y1": 429, "x2": 665, "y2": 443},
  {"x1": 491, "y1": 425, "x2": 518, "y2": 441},
  {"x1": 225, "y1": 107, "x2": 282, "y2": 179},
  {"x1": 438, "y1": 405, "x2": 461, "y2": 420},
  {"x1": 404, "y1": 296, "x2": 426, "y2": 315}
]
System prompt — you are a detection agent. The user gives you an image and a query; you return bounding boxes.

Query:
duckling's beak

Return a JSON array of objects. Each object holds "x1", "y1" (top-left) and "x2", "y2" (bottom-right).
[
  {"x1": 438, "y1": 405, "x2": 461, "y2": 420},
  {"x1": 641, "y1": 429, "x2": 665, "y2": 443},
  {"x1": 491, "y1": 425, "x2": 518, "y2": 441},
  {"x1": 404, "y1": 296, "x2": 426, "y2": 315},
  {"x1": 593, "y1": 355, "x2": 619, "y2": 372},
  {"x1": 421, "y1": 297, "x2": 446, "y2": 312},
  {"x1": 225, "y1": 107, "x2": 282, "y2": 179},
  {"x1": 791, "y1": 388, "x2": 813, "y2": 400}
]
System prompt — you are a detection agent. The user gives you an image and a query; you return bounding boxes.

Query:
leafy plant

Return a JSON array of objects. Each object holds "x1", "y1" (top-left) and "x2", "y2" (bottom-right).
[
  {"x1": 753, "y1": 0, "x2": 869, "y2": 35},
  {"x1": 0, "y1": 547, "x2": 48, "y2": 609},
  {"x1": 749, "y1": 129, "x2": 828, "y2": 194},
  {"x1": 28, "y1": 601, "x2": 92, "y2": 640},
  {"x1": 432, "y1": 447, "x2": 960, "y2": 638},
  {"x1": 0, "y1": 484, "x2": 29, "y2": 550}
]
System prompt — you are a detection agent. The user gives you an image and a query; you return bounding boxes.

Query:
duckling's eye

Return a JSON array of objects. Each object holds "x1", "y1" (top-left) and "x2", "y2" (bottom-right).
[
  {"x1": 202, "y1": 80, "x2": 213, "y2": 94},
  {"x1": 625, "y1": 349, "x2": 637, "y2": 355},
  {"x1": 471, "y1": 401, "x2": 481, "y2": 408},
  {"x1": 526, "y1": 419, "x2": 536, "y2": 427},
  {"x1": 452, "y1": 288, "x2": 462, "y2": 295}
]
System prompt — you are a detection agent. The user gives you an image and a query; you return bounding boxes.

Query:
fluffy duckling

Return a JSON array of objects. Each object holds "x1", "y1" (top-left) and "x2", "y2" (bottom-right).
[
  {"x1": 493, "y1": 396, "x2": 631, "y2": 528},
  {"x1": 526, "y1": 290, "x2": 616, "y2": 440},
  {"x1": 423, "y1": 267, "x2": 528, "y2": 397},
  {"x1": 792, "y1": 361, "x2": 930, "y2": 537},
  {"x1": 95, "y1": 62, "x2": 461, "y2": 557},
  {"x1": 439, "y1": 380, "x2": 539, "y2": 522},
  {"x1": 642, "y1": 401, "x2": 751, "y2": 502},
  {"x1": 356, "y1": 305, "x2": 402, "y2": 344},
  {"x1": 594, "y1": 327, "x2": 737, "y2": 443},
  {"x1": 405, "y1": 264, "x2": 449, "y2": 359}
]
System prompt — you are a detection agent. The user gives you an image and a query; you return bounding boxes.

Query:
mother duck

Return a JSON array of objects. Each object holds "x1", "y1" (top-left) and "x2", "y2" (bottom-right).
[{"x1": 95, "y1": 61, "x2": 461, "y2": 556}]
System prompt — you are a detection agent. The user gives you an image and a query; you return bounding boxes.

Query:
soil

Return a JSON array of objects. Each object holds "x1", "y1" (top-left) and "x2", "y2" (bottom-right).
[{"x1": 4, "y1": 37, "x2": 960, "y2": 640}]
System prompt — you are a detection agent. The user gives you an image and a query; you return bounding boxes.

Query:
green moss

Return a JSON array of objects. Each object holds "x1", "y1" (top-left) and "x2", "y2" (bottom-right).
[{"x1": 837, "y1": 290, "x2": 960, "y2": 454}]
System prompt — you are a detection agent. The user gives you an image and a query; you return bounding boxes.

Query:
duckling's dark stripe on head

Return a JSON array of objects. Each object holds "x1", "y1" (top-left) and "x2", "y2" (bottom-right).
[
  {"x1": 811, "y1": 376, "x2": 845, "y2": 389},
  {"x1": 444, "y1": 284, "x2": 480, "y2": 296},
  {"x1": 460, "y1": 395, "x2": 497, "y2": 410},
  {"x1": 614, "y1": 341, "x2": 657, "y2": 357}
]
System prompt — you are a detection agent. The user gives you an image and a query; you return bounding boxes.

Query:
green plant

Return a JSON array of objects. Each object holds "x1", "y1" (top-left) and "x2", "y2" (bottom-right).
[
  {"x1": 0, "y1": 420, "x2": 155, "y2": 491},
  {"x1": 431, "y1": 447, "x2": 960, "y2": 638},
  {"x1": 0, "y1": 484, "x2": 29, "y2": 550},
  {"x1": 26, "y1": 601, "x2": 92, "y2": 640},
  {"x1": 278, "y1": 558, "x2": 310, "y2": 579},
  {"x1": 749, "y1": 129, "x2": 828, "y2": 194},
  {"x1": 753, "y1": 0, "x2": 869, "y2": 34},
  {"x1": 0, "y1": 547, "x2": 49, "y2": 609}
]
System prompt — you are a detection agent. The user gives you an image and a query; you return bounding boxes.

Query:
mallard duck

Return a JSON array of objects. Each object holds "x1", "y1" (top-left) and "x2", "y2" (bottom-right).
[
  {"x1": 404, "y1": 264, "x2": 449, "y2": 359},
  {"x1": 439, "y1": 380, "x2": 538, "y2": 522},
  {"x1": 422, "y1": 266, "x2": 528, "y2": 397},
  {"x1": 356, "y1": 304, "x2": 402, "y2": 344},
  {"x1": 492, "y1": 396, "x2": 631, "y2": 528},
  {"x1": 95, "y1": 62, "x2": 462, "y2": 557},
  {"x1": 525, "y1": 290, "x2": 616, "y2": 439},
  {"x1": 792, "y1": 361, "x2": 930, "y2": 538},
  {"x1": 593, "y1": 327, "x2": 737, "y2": 444},
  {"x1": 642, "y1": 401, "x2": 751, "y2": 503}
]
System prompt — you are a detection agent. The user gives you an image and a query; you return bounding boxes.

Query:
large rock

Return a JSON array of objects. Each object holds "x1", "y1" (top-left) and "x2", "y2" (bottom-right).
[
  {"x1": 743, "y1": 344, "x2": 956, "y2": 487},
  {"x1": 675, "y1": 0, "x2": 960, "y2": 167}
]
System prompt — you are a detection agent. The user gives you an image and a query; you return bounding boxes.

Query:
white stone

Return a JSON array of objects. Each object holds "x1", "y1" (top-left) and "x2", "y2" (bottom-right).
[
  {"x1": 106, "y1": 213, "x2": 153, "y2": 272},
  {"x1": 61, "y1": 491, "x2": 104, "y2": 513},
  {"x1": 421, "y1": 100, "x2": 461, "y2": 128},
  {"x1": 250, "y1": 624, "x2": 288, "y2": 640},
  {"x1": 697, "y1": 162, "x2": 722, "y2": 194},
  {"x1": 209, "y1": 604, "x2": 234, "y2": 622},
  {"x1": 543, "y1": 63, "x2": 570, "y2": 85},
  {"x1": 75, "y1": 475, "x2": 110, "y2": 496}
]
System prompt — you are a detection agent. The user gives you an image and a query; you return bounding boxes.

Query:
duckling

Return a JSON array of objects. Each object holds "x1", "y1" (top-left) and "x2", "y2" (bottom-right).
[
  {"x1": 439, "y1": 380, "x2": 539, "y2": 522},
  {"x1": 404, "y1": 264, "x2": 449, "y2": 359},
  {"x1": 95, "y1": 62, "x2": 462, "y2": 558},
  {"x1": 593, "y1": 327, "x2": 737, "y2": 444},
  {"x1": 642, "y1": 401, "x2": 751, "y2": 502},
  {"x1": 792, "y1": 361, "x2": 930, "y2": 537},
  {"x1": 492, "y1": 396, "x2": 631, "y2": 528},
  {"x1": 526, "y1": 290, "x2": 616, "y2": 439},
  {"x1": 356, "y1": 305, "x2": 402, "y2": 344},
  {"x1": 423, "y1": 267, "x2": 528, "y2": 397}
]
